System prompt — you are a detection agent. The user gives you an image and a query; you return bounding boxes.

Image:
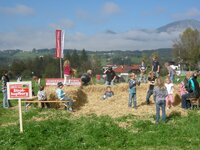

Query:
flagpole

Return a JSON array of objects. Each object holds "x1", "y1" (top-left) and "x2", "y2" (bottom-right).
[{"x1": 60, "y1": 58, "x2": 63, "y2": 78}]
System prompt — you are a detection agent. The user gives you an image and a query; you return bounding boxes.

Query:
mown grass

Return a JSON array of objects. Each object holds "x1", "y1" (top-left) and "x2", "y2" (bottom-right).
[{"x1": 0, "y1": 107, "x2": 200, "y2": 150}]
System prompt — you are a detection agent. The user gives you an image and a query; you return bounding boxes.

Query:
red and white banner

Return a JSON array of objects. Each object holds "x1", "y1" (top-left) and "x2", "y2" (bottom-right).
[
  {"x1": 7, "y1": 82, "x2": 32, "y2": 99},
  {"x1": 45, "y1": 78, "x2": 81, "y2": 86},
  {"x1": 55, "y1": 30, "x2": 64, "y2": 58}
]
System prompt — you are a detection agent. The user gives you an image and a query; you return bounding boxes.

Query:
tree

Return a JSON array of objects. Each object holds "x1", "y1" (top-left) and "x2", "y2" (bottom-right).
[{"x1": 173, "y1": 28, "x2": 200, "y2": 68}]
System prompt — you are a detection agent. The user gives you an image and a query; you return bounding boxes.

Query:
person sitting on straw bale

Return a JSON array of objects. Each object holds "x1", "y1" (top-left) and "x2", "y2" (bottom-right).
[
  {"x1": 37, "y1": 85, "x2": 50, "y2": 108},
  {"x1": 56, "y1": 82, "x2": 74, "y2": 112},
  {"x1": 165, "y1": 77, "x2": 174, "y2": 109},
  {"x1": 81, "y1": 70, "x2": 93, "y2": 86},
  {"x1": 146, "y1": 71, "x2": 156, "y2": 105},
  {"x1": 153, "y1": 77, "x2": 168, "y2": 123},
  {"x1": 128, "y1": 73, "x2": 140, "y2": 109},
  {"x1": 181, "y1": 71, "x2": 200, "y2": 109},
  {"x1": 102, "y1": 86, "x2": 114, "y2": 100}
]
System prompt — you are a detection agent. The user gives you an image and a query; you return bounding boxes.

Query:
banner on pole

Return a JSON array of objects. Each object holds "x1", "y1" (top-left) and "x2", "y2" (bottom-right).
[
  {"x1": 7, "y1": 82, "x2": 32, "y2": 99},
  {"x1": 55, "y1": 29, "x2": 64, "y2": 58}
]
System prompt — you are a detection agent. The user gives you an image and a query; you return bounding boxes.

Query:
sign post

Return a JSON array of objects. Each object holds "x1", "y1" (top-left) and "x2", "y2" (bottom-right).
[
  {"x1": 18, "y1": 98, "x2": 23, "y2": 133},
  {"x1": 7, "y1": 82, "x2": 32, "y2": 133}
]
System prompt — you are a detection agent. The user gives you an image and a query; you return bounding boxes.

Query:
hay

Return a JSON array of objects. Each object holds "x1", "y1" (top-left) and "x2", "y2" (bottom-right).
[
  {"x1": 45, "y1": 83, "x2": 187, "y2": 118},
  {"x1": 173, "y1": 94, "x2": 182, "y2": 107}
]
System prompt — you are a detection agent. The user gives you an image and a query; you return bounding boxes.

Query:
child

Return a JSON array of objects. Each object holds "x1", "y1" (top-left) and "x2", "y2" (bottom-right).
[
  {"x1": 102, "y1": 86, "x2": 114, "y2": 100},
  {"x1": 153, "y1": 77, "x2": 168, "y2": 123},
  {"x1": 56, "y1": 82, "x2": 73, "y2": 111},
  {"x1": 37, "y1": 85, "x2": 50, "y2": 108},
  {"x1": 128, "y1": 73, "x2": 140, "y2": 109},
  {"x1": 165, "y1": 77, "x2": 174, "y2": 109},
  {"x1": 165, "y1": 62, "x2": 176, "y2": 83},
  {"x1": 63, "y1": 60, "x2": 71, "y2": 85},
  {"x1": 146, "y1": 71, "x2": 156, "y2": 105}
]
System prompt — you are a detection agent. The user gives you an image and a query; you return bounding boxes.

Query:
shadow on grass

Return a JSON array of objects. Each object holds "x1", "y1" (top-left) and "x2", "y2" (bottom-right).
[{"x1": 167, "y1": 111, "x2": 182, "y2": 121}]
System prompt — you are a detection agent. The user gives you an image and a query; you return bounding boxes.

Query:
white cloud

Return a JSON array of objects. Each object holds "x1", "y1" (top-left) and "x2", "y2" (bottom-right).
[
  {"x1": 102, "y1": 2, "x2": 121, "y2": 15},
  {"x1": 0, "y1": 29, "x2": 180, "y2": 51},
  {"x1": 49, "y1": 19, "x2": 75, "y2": 29},
  {"x1": 173, "y1": 8, "x2": 200, "y2": 20},
  {"x1": 186, "y1": 8, "x2": 200, "y2": 17},
  {"x1": 0, "y1": 4, "x2": 34, "y2": 16}
]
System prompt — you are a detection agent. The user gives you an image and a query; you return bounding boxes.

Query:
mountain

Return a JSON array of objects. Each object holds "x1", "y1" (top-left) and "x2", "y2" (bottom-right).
[{"x1": 156, "y1": 19, "x2": 200, "y2": 33}]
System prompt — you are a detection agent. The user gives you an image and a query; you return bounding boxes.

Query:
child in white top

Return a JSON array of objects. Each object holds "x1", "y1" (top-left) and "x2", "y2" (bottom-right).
[
  {"x1": 165, "y1": 77, "x2": 174, "y2": 109},
  {"x1": 37, "y1": 85, "x2": 50, "y2": 108}
]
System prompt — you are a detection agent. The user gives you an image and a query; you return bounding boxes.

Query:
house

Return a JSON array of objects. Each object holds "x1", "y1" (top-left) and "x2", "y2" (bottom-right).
[{"x1": 113, "y1": 65, "x2": 140, "y2": 74}]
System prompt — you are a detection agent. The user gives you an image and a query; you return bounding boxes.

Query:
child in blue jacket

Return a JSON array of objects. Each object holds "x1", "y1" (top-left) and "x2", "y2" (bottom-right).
[{"x1": 128, "y1": 73, "x2": 140, "y2": 109}]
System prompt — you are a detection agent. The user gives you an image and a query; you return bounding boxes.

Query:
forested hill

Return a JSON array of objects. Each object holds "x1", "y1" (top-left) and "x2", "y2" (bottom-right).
[{"x1": 0, "y1": 48, "x2": 173, "y2": 61}]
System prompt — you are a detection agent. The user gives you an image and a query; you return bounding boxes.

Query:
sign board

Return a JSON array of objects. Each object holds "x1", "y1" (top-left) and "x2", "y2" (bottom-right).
[
  {"x1": 7, "y1": 82, "x2": 32, "y2": 99},
  {"x1": 45, "y1": 78, "x2": 81, "y2": 86}
]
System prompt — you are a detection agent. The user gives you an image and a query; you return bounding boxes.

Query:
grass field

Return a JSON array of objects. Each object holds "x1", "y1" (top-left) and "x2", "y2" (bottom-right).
[
  {"x1": 1, "y1": 108, "x2": 200, "y2": 150},
  {"x1": 1, "y1": 77, "x2": 200, "y2": 150}
]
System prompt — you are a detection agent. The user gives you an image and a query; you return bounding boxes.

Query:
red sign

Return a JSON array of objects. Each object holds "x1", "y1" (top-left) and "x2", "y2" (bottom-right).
[
  {"x1": 7, "y1": 82, "x2": 32, "y2": 99},
  {"x1": 45, "y1": 78, "x2": 81, "y2": 86}
]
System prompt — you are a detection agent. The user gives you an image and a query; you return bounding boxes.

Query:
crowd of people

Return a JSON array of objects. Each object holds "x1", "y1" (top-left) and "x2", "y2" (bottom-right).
[{"x1": 1, "y1": 57, "x2": 200, "y2": 123}]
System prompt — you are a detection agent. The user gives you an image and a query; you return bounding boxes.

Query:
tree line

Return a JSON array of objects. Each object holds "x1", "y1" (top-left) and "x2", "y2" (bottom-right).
[{"x1": 0, "y1": 49, "x2": 102, "y2": 80}]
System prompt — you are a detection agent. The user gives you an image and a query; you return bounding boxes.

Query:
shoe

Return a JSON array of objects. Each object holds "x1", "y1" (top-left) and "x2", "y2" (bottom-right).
[
  {"x1": 68, "y1": 107, "x2": 73, "y2": 112},
  {"x1": 64, "y1": 103, "x2": 68, "y2": 107}
]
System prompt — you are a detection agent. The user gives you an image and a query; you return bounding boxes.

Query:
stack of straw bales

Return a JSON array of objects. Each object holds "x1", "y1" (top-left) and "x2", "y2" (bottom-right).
[{"x1": 45, "y1": 83, "x2": 186, "y2": 118}]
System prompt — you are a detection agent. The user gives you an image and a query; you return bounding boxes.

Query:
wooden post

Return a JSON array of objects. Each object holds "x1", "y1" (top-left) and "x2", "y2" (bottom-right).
[{"x1": 18, "y1": 99, "x2": 23, "y2": 133}]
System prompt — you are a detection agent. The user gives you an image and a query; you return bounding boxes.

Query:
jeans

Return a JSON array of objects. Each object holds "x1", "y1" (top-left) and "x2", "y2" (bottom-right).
[
  {"x1": 139, "y1": 74, "x2": 147, "y2": 83},
  {"x1": 181, "y1": 93, "x2": 191, "y2": 109},
  {"x1": 62, "y1": 96, "x2": 73, "y2": 108},
  {"x1": 105, "y1": 81, "x2": 114, "y2": 86},
  {"x1": 156, "y1": 100, "x2": 166, "y2": 123},
  {"x1": 169, "y1": 75, "x2": 175, "y2": 83},
  {"x1": 146, "y1": 89, "x2": 154, "y2": 104},
  {"x1": 129, "y1": 93, "x2": 136, "y2": 108},
  {"x1": 2, "y1": 89, "x2": 11, "y2": 108}
]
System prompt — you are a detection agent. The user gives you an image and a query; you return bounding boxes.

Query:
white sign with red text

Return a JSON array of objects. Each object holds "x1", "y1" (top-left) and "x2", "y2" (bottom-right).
[
  {"x1": 7, "y1": 82, "x2": 32, "y2": 99},
  {"x1": 45, "y1": 78, "x2": 81, "y2": 86}
]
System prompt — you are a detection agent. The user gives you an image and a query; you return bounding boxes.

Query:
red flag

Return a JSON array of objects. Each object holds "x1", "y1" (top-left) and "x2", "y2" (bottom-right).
[{"x1": 55, "y1": 30, "x2": 64, "y2": 58}]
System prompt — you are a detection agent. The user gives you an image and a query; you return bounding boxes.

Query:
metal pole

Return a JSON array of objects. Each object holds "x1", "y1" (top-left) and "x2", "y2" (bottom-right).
[{"x1": 60, "y1": 58, "x2": 63, "y2": 78}]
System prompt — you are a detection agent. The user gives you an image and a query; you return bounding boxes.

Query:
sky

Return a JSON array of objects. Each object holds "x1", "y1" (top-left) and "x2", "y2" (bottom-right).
[{"x1": 0, "y1": 0, "x2": 200, "y2": 51}]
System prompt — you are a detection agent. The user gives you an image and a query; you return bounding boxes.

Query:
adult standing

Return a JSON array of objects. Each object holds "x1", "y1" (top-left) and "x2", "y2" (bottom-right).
[
  {"x1": 181, "y1": 71, "x2": 200, "y2": 109},
  {"x1": 104, "y1": 67, "x2": 116, "y2": 85},
  {"x1": 152, "y1": 56, "x2": 160, "y2": 78},
  {"x1": 1, "y1": 71, "x2": 11, "y2": 108}
]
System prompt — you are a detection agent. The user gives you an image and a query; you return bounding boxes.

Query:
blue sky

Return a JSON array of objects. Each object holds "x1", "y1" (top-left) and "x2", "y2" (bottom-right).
[{"x1": 0, "y1": 0, "x2": 200, "y2": 50}]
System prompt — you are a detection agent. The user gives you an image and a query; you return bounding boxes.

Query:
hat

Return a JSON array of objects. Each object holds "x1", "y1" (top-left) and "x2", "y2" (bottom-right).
[
  {"x1": 87, "y1": 70, "x2": 92, "y2": 74},
  {"x1": 57, "y1": 82, "x2": 63, "y2": 87}
]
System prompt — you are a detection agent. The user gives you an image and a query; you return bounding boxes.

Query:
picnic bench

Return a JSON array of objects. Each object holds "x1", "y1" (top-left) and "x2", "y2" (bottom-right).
[{"x1": 21, "y1": 98, "x2": 70, "y2": 111}]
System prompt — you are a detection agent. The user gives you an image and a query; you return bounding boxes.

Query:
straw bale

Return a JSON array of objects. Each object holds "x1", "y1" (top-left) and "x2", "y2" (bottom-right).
[{"x1": 45, "y1": 83, "x2": 188, "y2": 118}]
